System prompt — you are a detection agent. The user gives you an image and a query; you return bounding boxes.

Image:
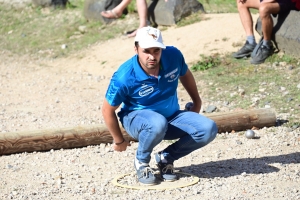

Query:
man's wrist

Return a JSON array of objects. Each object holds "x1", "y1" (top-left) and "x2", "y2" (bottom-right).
[{"x1": 114, "y1": 138, "x2": 125, "y2": 145}]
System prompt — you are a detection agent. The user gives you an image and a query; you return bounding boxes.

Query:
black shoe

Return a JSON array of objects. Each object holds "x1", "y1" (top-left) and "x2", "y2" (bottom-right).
[
  {"x1": 155, "y1": 152, "x2": 178, "y2": 181},
  {"x1": 232, "y1": 41, "x2": 256, "y2": 59},
  {"x1": 250, "y1": 44, "x2": 274, "y2": 64},
  {"x1": 134, "y1": 161, "x2": 158, "y2": 185}
]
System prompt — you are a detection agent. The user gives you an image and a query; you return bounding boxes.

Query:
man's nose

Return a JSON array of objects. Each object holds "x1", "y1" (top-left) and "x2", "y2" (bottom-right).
[{"x1": 148, "y1": 53, "x2": 155, "y2": 59}]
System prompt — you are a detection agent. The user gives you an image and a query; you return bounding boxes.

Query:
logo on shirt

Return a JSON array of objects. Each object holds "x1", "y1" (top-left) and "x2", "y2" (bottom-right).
[
  {"x1": 139, "y1": 84, "x2": 154, "y2": 97},
  {"x1": 165, "y1": 68, "x2": 179, "y2": 82},
  {"x1": 164, "y1": 68, "x2": 178, "y2": 78}
]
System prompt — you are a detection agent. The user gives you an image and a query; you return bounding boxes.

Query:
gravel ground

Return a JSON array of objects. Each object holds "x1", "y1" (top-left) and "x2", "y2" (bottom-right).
[
  {"x1": 1, "y1": 49, "x2": 299, "y2": 200},
  {"x1": 0, "y1": 6, "x2": 299, "y2": 198},
  {"x1": 0, "y1": 130, "x2": 299, "y2": 200}
]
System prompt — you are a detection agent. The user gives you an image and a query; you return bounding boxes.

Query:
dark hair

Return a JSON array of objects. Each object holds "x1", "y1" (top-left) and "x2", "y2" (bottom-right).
[{"x1": 134, "y1": 41, "x2": 139, "y2": 48}]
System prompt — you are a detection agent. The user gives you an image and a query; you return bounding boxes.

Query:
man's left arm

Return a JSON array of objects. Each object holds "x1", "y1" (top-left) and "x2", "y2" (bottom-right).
[{"x1": 179, "y1": 69, "x2": 202, "y2": 113}]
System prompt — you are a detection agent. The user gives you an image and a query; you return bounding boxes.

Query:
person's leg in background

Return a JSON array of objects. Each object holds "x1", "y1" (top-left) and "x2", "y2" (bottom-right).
[
  {"x1": 232, "y1": 0, "x2": 260, "y2": 59},
  {"x1": 126, "y1": 0, "x2": 149, "y2": 37},
  {"x1": 129, "y1": 0, "x2": 168, "y2": 37},
  {"x1": 101, "y1": 0, "x2": 132, "y2": 19},
  {"x1": 250, "y1": 1, "x2": 280, "y2": 64},
  {"x1": 102, "y1": 0, "x2": 169, "y2": 37},
  {"x1": 101, "y1": 0, "x2": 148, "y2": 37}
]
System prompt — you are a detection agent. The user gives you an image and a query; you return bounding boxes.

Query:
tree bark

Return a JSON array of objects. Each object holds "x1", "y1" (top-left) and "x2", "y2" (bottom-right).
[
  {"x1": 205, "y1": 108, "x2": 276, "y2": 133},
  {"x1": 0, "y1": 109, "x2": 276, "y2": 155}
]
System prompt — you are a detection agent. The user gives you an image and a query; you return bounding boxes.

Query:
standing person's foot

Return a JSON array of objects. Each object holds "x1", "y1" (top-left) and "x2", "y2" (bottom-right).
[
  {"x1": 250, "y1": 44, "x2": 274, "y2": 64},
  {"x1": 134, "y1": 160, "x2": 158, "y2": 185},
  {"x1": 127, "y1": 21, "x2": 150, "y2": 38},
  {"x1": 232, "y1": 41, "x2": 256, "y2": 59},
  {"x1": 155, "y1": 152, "x2": 178, "y2": 181},
  {"x1": 126, "y1": 29, "x2": 138, "y2": 38},
  {"x1": 101, "y1": 10, "x2": 121, "y2": 19}
]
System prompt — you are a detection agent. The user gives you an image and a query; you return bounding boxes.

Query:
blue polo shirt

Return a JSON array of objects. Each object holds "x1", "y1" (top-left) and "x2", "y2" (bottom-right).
[{"x1": 105, "y1": 46, "x2": 188, "y2": 119}]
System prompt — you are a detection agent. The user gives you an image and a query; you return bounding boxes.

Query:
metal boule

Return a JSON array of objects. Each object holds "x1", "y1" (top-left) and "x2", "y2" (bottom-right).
[
  {"x1": 185, "y1": 102, "x2": 194, "y2": 111},
  {"x1": 245, "y1": 129, "x2": 255, "y2": 139}
]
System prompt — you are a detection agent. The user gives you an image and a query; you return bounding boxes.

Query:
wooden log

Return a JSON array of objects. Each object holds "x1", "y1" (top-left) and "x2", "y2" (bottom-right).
[
  {"x1": 205, "y1": 108, "x2": 276, "y2": 133},
  {"x1": 0, "y1": 109, "x2": 276, "y2": 155},
  {"x1": 0, "y1": 126, "x2": 133, "y2": 156}
]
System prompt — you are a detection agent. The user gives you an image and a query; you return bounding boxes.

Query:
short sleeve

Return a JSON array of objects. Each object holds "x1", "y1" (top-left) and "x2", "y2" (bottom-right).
[
  {"x1": 178, "y1": 49, "x2": 188, "y2": 76},
  {"x1": 105, "y1": 76, "x2": 127, "y2": 106}
]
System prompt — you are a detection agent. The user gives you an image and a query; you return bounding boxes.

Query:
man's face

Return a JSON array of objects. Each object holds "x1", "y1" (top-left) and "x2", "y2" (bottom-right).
[{"x1": 135, "y1": 46, "x2": 162, "y2": 70}]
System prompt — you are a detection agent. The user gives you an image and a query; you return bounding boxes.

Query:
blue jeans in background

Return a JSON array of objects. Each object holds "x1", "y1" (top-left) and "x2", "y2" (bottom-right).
[{"x1": 121, "y1": 109, "x2": 218, "y2": 164}]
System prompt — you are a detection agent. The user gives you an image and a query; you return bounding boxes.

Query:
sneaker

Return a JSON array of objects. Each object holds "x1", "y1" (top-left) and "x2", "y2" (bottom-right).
[
  {"x1": 232, "y1": 41, "x2": 256, "y2": 59},
  {"x1": 155, "y1": 152, "x2": 178, "y2": 181},
  {"x1": 134, "y1": 161, "x2": 158, "y2": 185},
  {"x1": 250, "y1": 44, "x2": 274, "y2": 64}
]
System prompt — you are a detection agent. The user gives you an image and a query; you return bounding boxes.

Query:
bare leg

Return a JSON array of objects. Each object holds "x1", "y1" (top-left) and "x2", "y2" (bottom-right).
[
  {"x1": 127, "y1": 0, "x2": 148, "y2": 37},
  {"x1": 136, "y1": 0, "x2": 148, "y2": 28},
  {"x1": 232, "y1": 0, "x2": 261, "y2": 58},
  {"x1": 236, "y1": 0, "x2": 260, "y2": 36},
  {"x1": 101, "y1": 0, "x2": 132, "y2": 19},
  {"x1": 259, "y1": 1, "x2": 280, "y2": 41}
]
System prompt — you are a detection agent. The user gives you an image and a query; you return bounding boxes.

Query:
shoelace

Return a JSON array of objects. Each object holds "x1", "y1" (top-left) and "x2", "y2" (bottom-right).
[
  {"x1": 141, "y1": 166, "x2": 155, "y2": 178},
  {"x1": 162, "y1": 164, "x2": 175, "y2": 174}
]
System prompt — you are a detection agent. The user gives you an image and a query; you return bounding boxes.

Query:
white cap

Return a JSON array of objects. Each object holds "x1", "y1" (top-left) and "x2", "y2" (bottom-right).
[{"x1": 134, "y1": 26, "x2": 166, "y2": 49}]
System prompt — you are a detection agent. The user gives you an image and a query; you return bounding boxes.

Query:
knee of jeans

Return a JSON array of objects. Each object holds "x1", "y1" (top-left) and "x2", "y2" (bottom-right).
[
  {"x1": 196, "y1": 121, "x2": 218, "y2": 144},
  {"x1": 210, "y1": 122, "x2": 218, "y2": 139},
  {"x1": 147, "y1": 115, "x2": 168, "y2": 137}
]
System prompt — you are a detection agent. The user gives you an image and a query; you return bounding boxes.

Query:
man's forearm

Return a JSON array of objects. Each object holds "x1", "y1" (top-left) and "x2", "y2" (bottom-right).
[
  {"x1": 103, "y1": 112, "x2": 124, "y2": 143},
  {"x1": 102, "y1": 99, "x2": 125, "y2": 143},
  {"x1": 180, "y1": 70, "x2": 202, "y2": 112}
]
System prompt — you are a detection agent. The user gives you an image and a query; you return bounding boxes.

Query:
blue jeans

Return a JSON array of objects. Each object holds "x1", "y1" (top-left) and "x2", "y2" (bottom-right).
[{"x1": 121, "y1": 110, "x2": 218, "y2": 163}]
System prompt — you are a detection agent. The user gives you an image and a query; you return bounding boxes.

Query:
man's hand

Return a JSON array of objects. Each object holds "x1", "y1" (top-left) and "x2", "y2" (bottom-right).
[
  {"x1": 113, "y1": 140, "x2": 131, "y2": 152},
  {"x1": 179, "y1": 69, "x2": 202, "y2": 113}
]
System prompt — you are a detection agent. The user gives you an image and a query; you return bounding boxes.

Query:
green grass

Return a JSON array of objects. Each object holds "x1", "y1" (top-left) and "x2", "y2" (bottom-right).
[
  {"x1": 200, "y1": 0, "x2": 259, "y2": 14},
  {"x1": 0, "y1": 0, "x2": 240, "y2": 59},
  {"x1": 200, "y1": 0, "x2": 237, "y2": 13},
  {"x1": 191, "y1": 54, "x2": 221, "y2": 71},
  {"x1": 1, "y1": 0, "x2": 299, "y2": 128},
  {"x1": 0, "y1": 0, "x2": 136, "y2": 59},
  {"x1": 177, "y1": 11, "x2": 207, "y2": 27},
  {"x1": 191, "y1": 54, "x2": 300, "y2": 126}
]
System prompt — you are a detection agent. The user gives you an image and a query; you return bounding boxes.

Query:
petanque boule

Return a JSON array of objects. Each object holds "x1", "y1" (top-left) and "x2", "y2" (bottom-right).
[
  {"x1": 245, "y1": 129, "x2": 255, "y2": 139},
  {"x1": 185, "y1": 102, "x2": 194, "y2": 111}
]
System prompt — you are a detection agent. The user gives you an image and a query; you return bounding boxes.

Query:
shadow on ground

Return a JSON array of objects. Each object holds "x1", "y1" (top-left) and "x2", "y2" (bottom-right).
[{"x1": 177, "y1": 152, "x2": 300, "y2": 178}]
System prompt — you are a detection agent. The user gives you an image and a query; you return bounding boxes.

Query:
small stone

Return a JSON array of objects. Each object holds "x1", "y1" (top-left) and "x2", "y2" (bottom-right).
[
  {"x1": 288, "y1": 65, "x2": 294, "y2": 70},
  {"x1": 205, "y1": 105, "x2": 217, "y2": 113},
  {"x1": 78, "y1": 26, "x2": 87, "y2": 34},
  {"x1": 61, "y1": 44, "x2": 67, "y2": 49},
  {"x1": 236, "y1": 140, "x2": 242, "y2": 145}
]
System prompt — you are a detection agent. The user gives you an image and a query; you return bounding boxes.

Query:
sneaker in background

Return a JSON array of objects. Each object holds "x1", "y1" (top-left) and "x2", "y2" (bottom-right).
[
  {"x1": 232, "y1": 41, "x2": 256, "y2": 59},
  {"x1": 250, "y1": 44, "x2": 274, "y2": 64}
]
